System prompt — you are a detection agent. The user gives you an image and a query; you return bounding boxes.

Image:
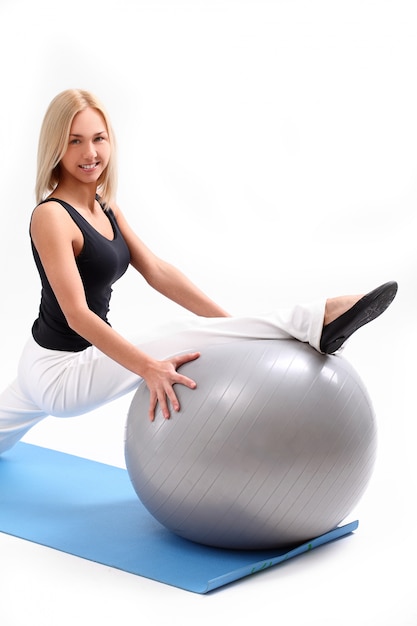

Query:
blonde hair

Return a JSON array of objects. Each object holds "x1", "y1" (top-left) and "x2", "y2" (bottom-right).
[{"x1": 35, "y1": 89, "x2": 117, "y2": 207}]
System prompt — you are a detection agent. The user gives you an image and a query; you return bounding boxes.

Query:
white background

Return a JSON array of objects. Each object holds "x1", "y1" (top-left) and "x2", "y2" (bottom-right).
[{"x1": 0, "y1": 0, "x2": 416, "y2": 624}]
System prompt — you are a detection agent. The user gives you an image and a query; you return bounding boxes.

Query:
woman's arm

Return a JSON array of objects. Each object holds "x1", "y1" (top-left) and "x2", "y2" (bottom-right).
[
  {"x1": 30, "y1": 202, "x2": 200, "y2": 420},
  {"x1": 112, "y1": 204, "x2": 231, "y2": 318}
]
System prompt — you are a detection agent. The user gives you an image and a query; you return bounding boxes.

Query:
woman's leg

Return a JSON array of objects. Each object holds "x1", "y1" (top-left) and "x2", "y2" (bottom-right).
[
  {"x1": 17, "y1": 300, "x2": 325, "y2": 419},
  {"x1": 0, "y1": 300, "x2": 325, "y2": 452},
  {"x1": 1, "y1": 279, "x2": 397, "y2": 454},
  {"x1": 0, "y1": 378, "x2": 48, "y2": 454},
  {"x1": 131, "y1": 300, "x2": 325, "y2": 357}
]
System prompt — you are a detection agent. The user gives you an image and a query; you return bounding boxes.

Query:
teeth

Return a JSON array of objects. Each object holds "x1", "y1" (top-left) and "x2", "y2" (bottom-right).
[{"x1": 81, "y1": 163, "x2": 97, "y2": 170}]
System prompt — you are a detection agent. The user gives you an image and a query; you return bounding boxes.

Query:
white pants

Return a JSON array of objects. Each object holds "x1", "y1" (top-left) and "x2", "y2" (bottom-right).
[{"x1": 0, "y1": 301, "x2": 325, "y2": 454}]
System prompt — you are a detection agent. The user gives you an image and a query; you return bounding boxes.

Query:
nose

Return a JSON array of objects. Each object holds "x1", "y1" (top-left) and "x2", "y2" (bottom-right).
[{"x1": 83, "y1": 141, "x2": 98, "y2": 159}]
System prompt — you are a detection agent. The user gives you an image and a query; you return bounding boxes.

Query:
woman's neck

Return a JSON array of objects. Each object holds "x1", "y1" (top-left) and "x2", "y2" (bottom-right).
[{"x1": 51, "y1": 182, "x2": 98, "y2": 212}]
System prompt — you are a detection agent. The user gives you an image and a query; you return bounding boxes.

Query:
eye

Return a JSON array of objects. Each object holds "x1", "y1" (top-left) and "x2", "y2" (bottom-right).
[
  {"x1": 94, "y1": 135, "x2": 106, "y2": 142},
  {"x1": 69, "y1": 138, "x2": 81, "y2": 145}
]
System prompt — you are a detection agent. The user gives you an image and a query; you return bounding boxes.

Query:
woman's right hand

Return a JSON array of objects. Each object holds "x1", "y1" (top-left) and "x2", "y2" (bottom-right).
[{"x1": 142, "y1": 352, "x2": 201, "y2": 421}]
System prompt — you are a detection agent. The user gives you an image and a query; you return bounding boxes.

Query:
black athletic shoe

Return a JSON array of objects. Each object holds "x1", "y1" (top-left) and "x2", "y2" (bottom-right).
[{"x1": 320, "y1": 281, "x2": 398, "y2": 354}]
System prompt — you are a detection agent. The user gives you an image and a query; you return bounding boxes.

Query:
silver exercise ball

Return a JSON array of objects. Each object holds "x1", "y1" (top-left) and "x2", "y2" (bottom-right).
[{"x1": 125, "y1": 339, "x2": 377, "y2": 550}]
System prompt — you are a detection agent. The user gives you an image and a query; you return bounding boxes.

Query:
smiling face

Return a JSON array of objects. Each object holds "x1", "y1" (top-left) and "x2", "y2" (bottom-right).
[{"x1": 58, "y1": 107, "x2": 111, "y2": 187}]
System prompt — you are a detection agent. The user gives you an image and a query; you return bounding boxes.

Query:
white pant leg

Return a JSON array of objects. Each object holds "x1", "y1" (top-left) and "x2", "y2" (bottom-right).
[
  {"x1": 0, "y1": 378, "x2": 48, "y2": 454},
  {"x1": 130, "y1": 300, "x2": 325, "y2": 357},
  {"x1": 0, "y1": 300, "x2": 325, "y2": 453}
]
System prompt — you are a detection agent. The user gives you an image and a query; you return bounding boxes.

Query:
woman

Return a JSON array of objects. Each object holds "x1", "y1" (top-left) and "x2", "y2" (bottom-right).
[{"x1": 0, "y1": 89, "x2": 397, "y2": 455}]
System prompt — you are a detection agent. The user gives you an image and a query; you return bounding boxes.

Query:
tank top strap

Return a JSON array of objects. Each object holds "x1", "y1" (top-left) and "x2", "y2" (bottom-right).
[
  {"x1": 37, "y1": 197, "x2": 91, "y2": 230},
  {"x1": 36, "y1": 196, "x2": 117, "y2": 237}
]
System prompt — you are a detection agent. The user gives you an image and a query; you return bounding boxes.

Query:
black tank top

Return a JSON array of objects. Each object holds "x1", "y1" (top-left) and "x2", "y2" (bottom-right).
[{"x1": 31, "y1": 198, "x2": 131, "y2": 351}]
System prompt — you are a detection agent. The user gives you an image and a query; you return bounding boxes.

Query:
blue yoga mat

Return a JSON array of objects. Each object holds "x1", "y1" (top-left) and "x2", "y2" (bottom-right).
[{"x1": 0, "y1": 443, "x2": 358, "y2": 593}]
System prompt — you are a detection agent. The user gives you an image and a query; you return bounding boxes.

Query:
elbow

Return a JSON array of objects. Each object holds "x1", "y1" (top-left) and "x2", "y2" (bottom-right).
[
  {"x1": 64, "y1": 313, "x2": 83, "y2": 335},
  {"x1": 64, "y1": 305, "x2": 92, "y2": 336}
]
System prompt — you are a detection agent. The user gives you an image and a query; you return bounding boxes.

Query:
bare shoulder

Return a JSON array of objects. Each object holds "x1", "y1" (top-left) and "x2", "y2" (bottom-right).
[
  {"x1": 107, "y1": 199, "x2": 122, "y2": 219},
  {"x1": 107, "y1": 201, "x2": 133, "y2": 232},
  {"x1": 31, "y1": 200, "x2": 67, "y2": 223},
  {"x1": 30, "y1": 200, "x2": 79, "y2": 243}
]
